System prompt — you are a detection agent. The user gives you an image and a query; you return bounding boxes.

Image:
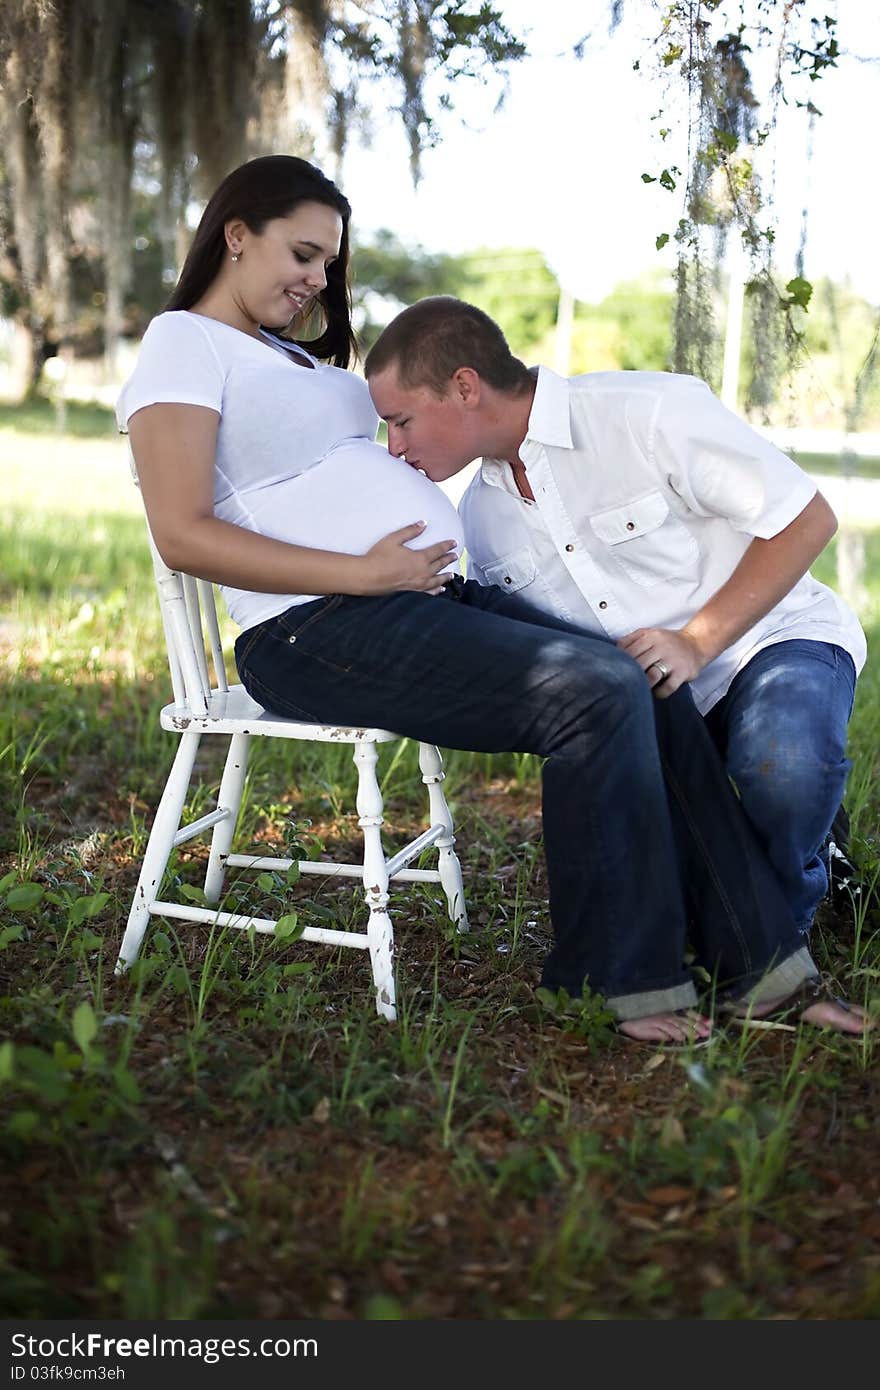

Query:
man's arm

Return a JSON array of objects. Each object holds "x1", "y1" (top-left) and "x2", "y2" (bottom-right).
[{"x1": 618, "y1": 491, "x2": 837, "y2": 697}]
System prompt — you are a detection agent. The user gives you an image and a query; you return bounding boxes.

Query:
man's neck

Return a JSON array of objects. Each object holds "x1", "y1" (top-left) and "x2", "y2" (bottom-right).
[
  {"x1": 497, "y1": 373, "x2": 537, "y2": 500},
  {"x1": 483, "y1": 375, "x2": 536, "y2": 497}
]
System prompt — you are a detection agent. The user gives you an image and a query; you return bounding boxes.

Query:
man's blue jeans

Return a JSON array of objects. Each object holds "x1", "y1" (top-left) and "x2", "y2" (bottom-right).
[
  {"x1": 235, "y1": 579, "x2": 813, "y2": 1020},
  {"x1": 704, "y1": 639, "x2": 857, "y2": 935}
]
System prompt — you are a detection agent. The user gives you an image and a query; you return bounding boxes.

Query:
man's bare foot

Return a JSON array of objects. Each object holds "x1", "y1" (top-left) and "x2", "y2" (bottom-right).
[
  {"x1": 801, "y1": 998, "x2": 872, "y2": 1033},
  {"x1": 735, "y1": 989, "x2": 873, "y2": 1036},
  {"x1": 618, "y1": 1009, "x2": 712, "y2": 1044}
]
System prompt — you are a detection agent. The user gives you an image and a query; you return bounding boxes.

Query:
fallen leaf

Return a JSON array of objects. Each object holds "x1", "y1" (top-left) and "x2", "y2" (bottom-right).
[
  {"x1": 535, "y1": 1086, "x2": 570, "y2": 1105},
  {"x1": 379, "y1": 1260, "x2": 408, "y2": 1294},
  {"x1": 625, "y1": 1215, "x2": 662, "y2": 1232},
  {"x1": 658, "y1": 1115, "x2": 686, "y2": 1148},
  {"x1": 645, "y1": 1184, "x2": 693, "y2": 1206},
  {"x1": 663, "y1": 1205, "x2": 690, "y2": 1223},
  {"x1": 795, "y1": 1251, "x2": 842, "y2": 1272}
]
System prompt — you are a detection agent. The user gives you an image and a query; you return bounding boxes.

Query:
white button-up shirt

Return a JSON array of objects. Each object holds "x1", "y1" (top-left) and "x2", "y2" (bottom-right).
[{"x1": 460, "y1": 367, "x2": 866, "y2": 713}]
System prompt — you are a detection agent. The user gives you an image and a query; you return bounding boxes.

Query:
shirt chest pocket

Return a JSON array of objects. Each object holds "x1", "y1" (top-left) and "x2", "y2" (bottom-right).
[
  {"x1": 481, "y1": 548, "x2": 539, "y2": 593},
  {"x1": 588, "y1": 490, "x2": 699, "y2": 587}
]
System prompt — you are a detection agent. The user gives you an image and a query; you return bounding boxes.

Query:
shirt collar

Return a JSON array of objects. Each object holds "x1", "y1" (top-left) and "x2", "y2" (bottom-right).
[
  {"x1": 480, "y1": 365, "x2": 572, "y2": 487},
  {"x1": 521, "y1": 365, "x2": 573, "y2": 453}
]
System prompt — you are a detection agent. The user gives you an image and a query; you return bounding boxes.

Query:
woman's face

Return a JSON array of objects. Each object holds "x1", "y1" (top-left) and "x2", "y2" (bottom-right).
[{"x1": 229, "y1": 201, "x2": 344, "y2": 330}]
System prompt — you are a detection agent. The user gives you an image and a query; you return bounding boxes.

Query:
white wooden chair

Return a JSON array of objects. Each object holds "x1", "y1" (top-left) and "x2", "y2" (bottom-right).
[{"x1": 115, "y1": 527, "x2": 468, "y2": 1021}]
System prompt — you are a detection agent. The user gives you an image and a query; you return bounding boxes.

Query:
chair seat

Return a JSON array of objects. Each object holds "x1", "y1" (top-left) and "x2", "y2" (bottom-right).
[{"x1": 158, "y1": 682, "x2": 400, "y2": 743}]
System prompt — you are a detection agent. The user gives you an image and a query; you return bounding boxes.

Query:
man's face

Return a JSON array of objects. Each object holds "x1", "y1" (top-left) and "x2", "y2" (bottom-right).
[{"x1": 368, "y1": 366, "x2": 479, "y2": 482}]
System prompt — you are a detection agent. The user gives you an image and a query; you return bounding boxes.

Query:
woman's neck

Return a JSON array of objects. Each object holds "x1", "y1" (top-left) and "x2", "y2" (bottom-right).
[{"x1": 189, "y1": 287, "x2": 261, "y2": 339}]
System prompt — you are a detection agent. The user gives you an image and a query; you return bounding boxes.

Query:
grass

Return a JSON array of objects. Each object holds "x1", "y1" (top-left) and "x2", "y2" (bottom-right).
[
  {"x1": 1, "y1": 428, "x2": 879, "y2": 1320},
  {"x1": 790, "y1": 451, "x2": 880, "y2": 481},
  {"x1": 0, "y1": 396, "x2": 118, "y2": 439}
]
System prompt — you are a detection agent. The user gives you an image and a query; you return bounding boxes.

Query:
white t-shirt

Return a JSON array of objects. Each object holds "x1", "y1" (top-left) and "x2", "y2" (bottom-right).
[
  {"x1": 461, "y1": 366, "x2": 866, "y2": 713},
  {"x1": 116, "y1": 311, "x2": 464, "y2": 630}
]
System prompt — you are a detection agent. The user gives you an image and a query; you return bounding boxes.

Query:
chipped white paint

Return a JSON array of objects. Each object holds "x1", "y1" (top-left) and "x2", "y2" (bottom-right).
[
  {"x1": 419, "y1": 743, "x2": 468, "y2": 932},
  {"x1": 355, "y1": 741, "x2": 395, "y2": 1020}
]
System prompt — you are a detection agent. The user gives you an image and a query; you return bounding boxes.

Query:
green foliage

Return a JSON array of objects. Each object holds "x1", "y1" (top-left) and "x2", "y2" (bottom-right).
[
  {"x1": 4, "y1": 882, "x2": 44, "y2": 912},
  {"x1": 783, "y1": 276, "x2": 814, "y2": 312},
  {"x1": 791, "y1": 13, "x2": 839, "y2": 82},
  {"x1": 274, "y1": 913, "x2": 305, "y2": 943},
  {"x1": 642, "y1": 4, "x2": 848, "y2": 394},
  {"x1": 455, "y1": 246, "x2": 559, "y2": 357},
  {"x1": 535, "y1": 983, "x2": 616, "y2": 1047},
  {"x1": 353, "y1": 232, "x2": 559, "y2": 359},
  {"x1": 742, "y1": 275, "x2": 880, "y2": 428},
  {"x1": 352, "y1": 230, "x2": 458, "y2": 351},
  {"x1": 576, "y1": 270, "x2": 675, "y2": 373}
]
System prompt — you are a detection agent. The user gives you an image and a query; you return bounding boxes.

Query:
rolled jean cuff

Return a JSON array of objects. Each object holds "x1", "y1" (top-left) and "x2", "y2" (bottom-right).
[
  {"x1": 730, "y1": 945, "x2": 818, "y2": 1009},
  {"x1": 606, "y1": 980, "x2": 698, "y2": 1022}
]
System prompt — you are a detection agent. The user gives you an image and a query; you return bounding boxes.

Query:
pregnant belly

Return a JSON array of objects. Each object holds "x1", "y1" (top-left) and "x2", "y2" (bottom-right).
[{"x1": 248, "y1": 440, "x2": 465, "y2": 556}]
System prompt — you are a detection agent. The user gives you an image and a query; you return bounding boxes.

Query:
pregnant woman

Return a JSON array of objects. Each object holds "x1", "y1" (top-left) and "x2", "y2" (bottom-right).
[{"x1": 118, "y1": 154, "x2": 868, "y2": 1041}]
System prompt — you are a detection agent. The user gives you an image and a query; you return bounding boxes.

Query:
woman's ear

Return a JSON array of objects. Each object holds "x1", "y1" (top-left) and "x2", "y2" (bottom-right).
[{"x1": 224, "y1": 218, "x2": 248, "y2": 254}]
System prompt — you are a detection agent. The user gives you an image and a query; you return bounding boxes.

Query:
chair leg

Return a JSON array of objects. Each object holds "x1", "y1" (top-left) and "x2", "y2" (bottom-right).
[
  {"x1": 116, "y1": 730, "x2": 201, "y2": 974},
  {"x1": 418, "y1": 742, "x2": 469, "y2": 931},
  {"x1": 204, "y1": 731, "x2": 250, "y2": 905},
  {"x1": 354, "y1": 740, "x2": 395, "y2": 1021}
]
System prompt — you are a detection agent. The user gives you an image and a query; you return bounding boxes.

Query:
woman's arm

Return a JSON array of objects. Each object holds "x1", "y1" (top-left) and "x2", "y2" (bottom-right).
[{"x1": 128, "y1": 403, "x2": 458, "y2": 596}]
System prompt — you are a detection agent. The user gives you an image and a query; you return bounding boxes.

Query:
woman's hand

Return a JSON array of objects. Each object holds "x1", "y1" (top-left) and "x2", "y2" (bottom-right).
[{"x1": 359, "y1": 523, "x2": 459, "y2": 595}]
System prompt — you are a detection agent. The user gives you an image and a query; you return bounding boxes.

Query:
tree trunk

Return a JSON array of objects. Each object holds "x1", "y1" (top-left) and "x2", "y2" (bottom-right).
[
  {"x1": 6, "y1": 316, "x2": 45, "y2": 401},
  {"x1": 280, "y1": 2, "x2": 331, "y2": 162},
  {"x1": 94, "y1": 0, "x2": 137, "y2": 377},
  {"x1": 103, "y1": 137, "x2": 135, "y2": 378},
  {"x1": 33, "y1": 0, "x2": 75, "y2": 348},
  {"x1": 191, "y1": 0, "x2": 257, "y2": 197},
  {"x1": 1, "y1": 25, "x2": 46, "y2": 381}
]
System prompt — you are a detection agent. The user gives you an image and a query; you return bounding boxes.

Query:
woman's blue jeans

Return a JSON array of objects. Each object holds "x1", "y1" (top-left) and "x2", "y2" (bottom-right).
[
  {"x1": 235, "y1": 579, "x2": 812, "y2": 1020},
  {"x1": 704, "y1": 639, "x2": 857, "y2": 935}
]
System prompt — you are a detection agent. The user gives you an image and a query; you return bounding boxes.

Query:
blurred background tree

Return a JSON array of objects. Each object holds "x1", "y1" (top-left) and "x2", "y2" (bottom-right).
[
  {"x1": 1, "y1": 0, "x2": 877, "y2": 433},
  {"x1": 628, "y1": 0, "x2": 880, "y2": 422},
  {"x1": 0, "y1": 0, "x2": 525, "y2": 396},
  {"x1": 351, "y1": 238, "x2": 558, "y2": 356}
]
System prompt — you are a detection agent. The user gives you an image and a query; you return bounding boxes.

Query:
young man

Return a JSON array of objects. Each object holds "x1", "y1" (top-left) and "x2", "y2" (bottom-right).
[{"x1": 365, "y1": 296, "x2": 867, "y2": 941}]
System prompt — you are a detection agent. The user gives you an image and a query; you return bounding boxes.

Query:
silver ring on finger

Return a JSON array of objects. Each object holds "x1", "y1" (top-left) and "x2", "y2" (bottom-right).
[{"x1": 650, "y1": 660, "x2": 670, "y2": 680}]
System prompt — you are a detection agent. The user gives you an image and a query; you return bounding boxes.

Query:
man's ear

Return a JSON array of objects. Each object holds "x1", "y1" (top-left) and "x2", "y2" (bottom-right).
[{"x1": 451, "y1": 366, "x2": 481, "y2": 406}]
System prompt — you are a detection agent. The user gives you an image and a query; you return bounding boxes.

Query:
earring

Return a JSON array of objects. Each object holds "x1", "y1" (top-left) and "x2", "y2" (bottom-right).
[{"x1": 231, "y1": 252, "x2": 240, "y2": 262}]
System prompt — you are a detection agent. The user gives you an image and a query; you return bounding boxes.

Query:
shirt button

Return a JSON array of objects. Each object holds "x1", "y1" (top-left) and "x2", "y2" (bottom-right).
[
  {"x1": 288, "y1": 635, "x2": 297, "y2": 644},
  {"x1": 565, "y1": 543, "x2": 575, "y2": 552},
  {"x1": 504, "y1": 576, "x2": 513, "y2": 584},
  {"x1": 626, "y1": 521, "x2": 635, "y2": 531},
  {"x1": 598, "y1": 601, "x2": 608, "y2": 610}
]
